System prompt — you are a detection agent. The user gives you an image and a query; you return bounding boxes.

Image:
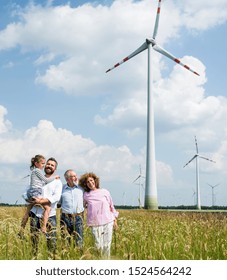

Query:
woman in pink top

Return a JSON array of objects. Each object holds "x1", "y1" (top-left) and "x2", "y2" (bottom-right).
[{"x1": 79, "y1": 172, "x2": 118, "y2": 258}]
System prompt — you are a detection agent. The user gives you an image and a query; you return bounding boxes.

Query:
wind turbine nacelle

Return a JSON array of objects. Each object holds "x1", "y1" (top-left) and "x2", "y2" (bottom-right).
[{"x1": 146, "y1": 38, "x2": 156, "y2": 46}]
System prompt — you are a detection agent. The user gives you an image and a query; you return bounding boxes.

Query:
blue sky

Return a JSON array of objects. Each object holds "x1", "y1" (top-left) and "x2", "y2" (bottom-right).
[{"x1": 0, "y1": 0, "x2": 227, "y2": 207}]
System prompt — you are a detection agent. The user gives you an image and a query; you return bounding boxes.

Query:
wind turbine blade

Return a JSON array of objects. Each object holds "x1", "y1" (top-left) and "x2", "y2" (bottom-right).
[
  {"x1": 106, "y1": 42, "x2": 148, "y2": 73},
  {"x1": 183, "y1": 155, "x2": 197, "y2": 168},
  {"x1": 22, "y1": 174, "x2": 30, "y2": 179},
  {"x1": 152, "y1": 0, "x2": 162, "y2": 40},
  {"x1": 199, "y1": 156, "x2": 216, "y2": 163},
  {"x1": 133, "y1": 175, "x2": 141, "y2": 183},
  {"x1": 153, "y1": 44, "x2": 200, "y2": 76},
  {"x1": 207, "y1": 183, "x2": 220, "y2": 188}
]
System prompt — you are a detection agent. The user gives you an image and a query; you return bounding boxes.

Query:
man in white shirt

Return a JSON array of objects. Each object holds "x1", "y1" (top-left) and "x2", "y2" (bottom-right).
[{"x1": 29, "y1": 157, "x2": 62, "y2": 257}]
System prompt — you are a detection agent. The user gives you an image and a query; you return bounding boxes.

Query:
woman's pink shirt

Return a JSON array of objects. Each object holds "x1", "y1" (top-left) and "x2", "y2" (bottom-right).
[{"x1": 84, "y1": 188, "x2": 119, "y2": 226}]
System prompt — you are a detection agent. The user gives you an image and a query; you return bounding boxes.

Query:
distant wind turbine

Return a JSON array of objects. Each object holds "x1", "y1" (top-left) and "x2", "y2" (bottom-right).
[
  {"x1": 207, "y1": 183, "x2": 220, "y2": 207},
  {"x1": 192, "y1": 189, "x2": 196, "y2": 205},
  {"x1": 22, "y1": 174, "x2": 30, "y2": 185},
  {"x1": 106, "y1": 0, "x2": 199, "y2": 209},
  {"x1": 122, "y1": 191, "x2": 126, "y2": 206},
  {"x1": 183, "y1": 136, "x2": 215, "y2": 210},
  {"x1": 133, "y1": 165, "x2": 145, "y2": 208}
]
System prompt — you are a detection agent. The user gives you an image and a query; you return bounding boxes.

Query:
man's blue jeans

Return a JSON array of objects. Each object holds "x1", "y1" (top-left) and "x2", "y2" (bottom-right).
[{"x1": 60, "y1": 213, "x2": 83, "y2": 247}]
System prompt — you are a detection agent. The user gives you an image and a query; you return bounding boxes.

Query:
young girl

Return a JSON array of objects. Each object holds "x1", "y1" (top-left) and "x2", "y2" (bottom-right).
[
  {"x1": 79, "y1": 172, "x2": 118, "y2": 258},
  {"x1": 18, "y1": 155, "x2": 60, "y2": 238}
]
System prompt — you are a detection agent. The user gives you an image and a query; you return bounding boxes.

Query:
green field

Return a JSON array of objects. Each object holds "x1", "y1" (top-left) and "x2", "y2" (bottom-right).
[{"x1": 0, "y1": 207, "x2": 226, "y2": 260}]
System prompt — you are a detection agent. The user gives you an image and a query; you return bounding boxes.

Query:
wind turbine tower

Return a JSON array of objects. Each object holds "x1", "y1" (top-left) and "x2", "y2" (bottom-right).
[
  {"x1": 183, "y1": 136, "x2": 215, "y2": 210},
  {"x1": 106, "y1": 0, "x2": 199, "y2": 209}
]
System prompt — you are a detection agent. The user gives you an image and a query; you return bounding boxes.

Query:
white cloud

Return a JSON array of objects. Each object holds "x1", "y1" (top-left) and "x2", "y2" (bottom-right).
[
  {"x1": 34, "y1": 52, "x2": 56, "y2": 65},
  {"x1": 0, "y1": 119, "x2": 135, "y2": 177},
  {"x1": 35, "y1": 57, "x2": 105, "y2": 95},
  {"x1": 180, "y1": 0, "x2": 227, "y2": 30},
  {"x1": 0, "y1": 106, "x2": 12, "y2": 134},
  {"x1": 95, "y1": 97, "x2": 146, "y2": 128},
  {"x1": 0, "y1": 22, "x2": 22, "y2": 50},
  {"x1": 157, "y1": 161, "x2": 174, "y2": 187}
]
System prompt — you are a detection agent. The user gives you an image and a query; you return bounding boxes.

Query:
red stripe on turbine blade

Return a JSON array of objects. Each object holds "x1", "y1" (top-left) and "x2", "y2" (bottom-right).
[
  {"x1": 184, "y1": 65, "x2": 200, "y2": 76},
  {"x1": 184, "y1": 65, "x2": 190, "y2": 70},
  {"x1": 106, "y1": 57, "x2": 130, "y2": 73},
  {"x1": 173, "y1": 58, "x2": 200, "y2": 76},
  {"x1": 157, "y1": 0, "x2": 161, "y2": 13}
]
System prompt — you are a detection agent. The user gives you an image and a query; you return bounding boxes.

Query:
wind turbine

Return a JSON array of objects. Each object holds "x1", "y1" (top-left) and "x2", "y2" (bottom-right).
[
  {"x1": 106, "y1": 0, "x2": 199, "y2": 209},
  {"x1": 183, "y1": 136, "x2": 215, "y2": 210},
  {"x1": 192, "y1": 189, "x2": 196, "y2": 205},
  {"x1": 122, "y1": 191, "x2": 126, "y2": 206},
  {"x1": 22, "y1": 174, "x2": 30, "y2": 185},
  {"x1": 207, "y1": 183, "x2": 219, "y2": 207},
  {"x1": 133, "y1": 165, "x2": 145, "y2": 208}
]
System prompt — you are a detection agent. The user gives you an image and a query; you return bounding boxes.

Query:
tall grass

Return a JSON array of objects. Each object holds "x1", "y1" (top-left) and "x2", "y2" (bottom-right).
[
  {"x1": 113, "y1": 210, "x2": 227, "y2": 260},
  {"x1": 0, "y1": 207, "x2": 226, "y2": 260}
]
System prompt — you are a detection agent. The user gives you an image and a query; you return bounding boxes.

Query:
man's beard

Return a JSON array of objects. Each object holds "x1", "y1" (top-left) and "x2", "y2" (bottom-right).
[{"x1": 44, "y1": 167, "x2": 55, "y2": 175}]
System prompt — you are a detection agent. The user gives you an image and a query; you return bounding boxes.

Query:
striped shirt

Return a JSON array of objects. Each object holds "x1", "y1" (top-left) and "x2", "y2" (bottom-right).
[{"x1": 27, "y1": 168, "x2": 55, "y2": 199}]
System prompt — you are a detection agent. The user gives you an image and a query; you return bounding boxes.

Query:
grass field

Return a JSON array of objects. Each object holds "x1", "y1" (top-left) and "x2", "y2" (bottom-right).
[{"x1": 0, "y1": 206, "x2": 226, "y2": 260}]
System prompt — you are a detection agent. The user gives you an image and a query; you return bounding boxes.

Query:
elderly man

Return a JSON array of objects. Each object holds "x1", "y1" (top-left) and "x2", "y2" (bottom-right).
[{"x1": 59, "y1": 169, "x2": 84, "y2": 248}]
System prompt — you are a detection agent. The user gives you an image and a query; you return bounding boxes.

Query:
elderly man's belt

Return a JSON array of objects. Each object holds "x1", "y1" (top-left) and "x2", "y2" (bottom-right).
[{"x1": 62, "y1": 212, "x2": 83, "y2": 218}]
